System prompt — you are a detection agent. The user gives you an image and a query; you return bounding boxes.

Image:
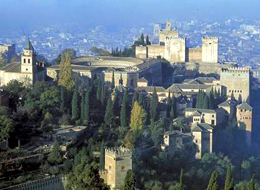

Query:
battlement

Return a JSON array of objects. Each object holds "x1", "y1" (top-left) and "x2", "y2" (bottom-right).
[
  {"x1": 202, "y1": 36, "x2": 219, "y2": 41},
  {"x1": 99, "y1": 169, "x2": 108, "y2": 175},
  {"x1": 221, "y1": 67, "x2": 250, "y2": 73},
  {"x1": 165, "y1": 37, "x2": 185, "y2": 42},
  {"x1": 105, "y1": 147, "x2": 132, "y2": 158}
]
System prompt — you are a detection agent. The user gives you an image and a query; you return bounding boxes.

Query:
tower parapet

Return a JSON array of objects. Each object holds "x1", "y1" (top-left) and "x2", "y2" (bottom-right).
[{"x1": 104, "y1": 147, "x2": 132, "y2": 158}]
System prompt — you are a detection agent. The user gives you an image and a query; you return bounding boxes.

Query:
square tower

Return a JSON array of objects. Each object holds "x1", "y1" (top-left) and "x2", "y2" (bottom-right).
[
  {"x1": 100, "y1": 147, "x2": 132, "y2": 190},
  {"x1": 21, "y1": 41, "x2": 35, "y2": 74},
  {"x1": 220, "y1": 67, "x2": 250, "y2": 102},
  {"x1": 191, "y1": 123, "x2": 213, "y2": 159},
  {"x1": 202, "y1": 37, "x2": 218, "y2": 63},
  {"x1": 236, "y1": 103, "x2": 253, "y2": 146}
]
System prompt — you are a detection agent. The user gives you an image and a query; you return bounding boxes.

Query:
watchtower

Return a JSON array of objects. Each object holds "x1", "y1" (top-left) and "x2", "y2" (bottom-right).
[{"x1": 100, "y1": 147, "x2": 132, "y2": 190}]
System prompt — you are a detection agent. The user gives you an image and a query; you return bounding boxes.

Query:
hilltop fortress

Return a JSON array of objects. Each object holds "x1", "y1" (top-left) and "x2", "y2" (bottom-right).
[
  {"x1": 136, "y1": 20, "x2": 218, "y2": 63},
  {"x1": 136, "y1": 21, "x2": 233, "y2": 74}
]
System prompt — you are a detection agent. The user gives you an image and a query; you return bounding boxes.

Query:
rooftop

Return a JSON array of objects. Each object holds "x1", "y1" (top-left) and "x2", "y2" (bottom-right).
[{"x1": 237, "y1": 103, "x2": 252, "y2": 110}]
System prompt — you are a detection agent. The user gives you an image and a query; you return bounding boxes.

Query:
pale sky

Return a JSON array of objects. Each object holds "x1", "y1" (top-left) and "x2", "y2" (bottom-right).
[{"x1": 0, "y1": 0, "x2": 259, "y2": 34}]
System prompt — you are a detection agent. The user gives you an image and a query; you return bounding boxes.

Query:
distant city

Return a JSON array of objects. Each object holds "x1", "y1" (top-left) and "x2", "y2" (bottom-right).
[{"x1": 1, "y1": 18, "x2": 260, "y2": 68}]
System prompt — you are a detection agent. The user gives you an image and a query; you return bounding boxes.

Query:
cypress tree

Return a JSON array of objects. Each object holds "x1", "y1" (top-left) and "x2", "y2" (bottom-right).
[
  {"x1": 130, "y1": 101, "x2": 147, "y2": 131},
  {"x1": 209, "y1": 91, "x2": 215, "y2": 109},
  {"x1": 170, "y1": 93, "x2": 176, "y2": 119},
  {"x1": 140, "y1": 33, "x2": 145, "y2": 45},
  {"x1": 105, "y1": 94, "x2": 114, "y2": 126},
  {"x1": 150, "y1": 88, "x2": 158, "y2": 123},
  {"x1": 138, "y1": 93, "x2": 146, "y2": 109},
  {"x1": 111, "y1": 71, "x2": 115, "y2": 89},
  {"x1": 132, "y1": 91, "x2": 139, "y2": 108},
  {"x1": 101, "y1": 83, "x2": 106, "y2": 106},
  {"x1": 203, "y1": 95, "x2": 209, "y2": 109},
  {"x1": 121, "y1": 89, "x2": 128, "y2": 127},
  {"x1": 72, "y1": 86, "x2": 79, "y2": 120},
  {"x1": 123, "y1": 170, "x2": 136, "y2": 190},
  {"x1": 113, "y1": 89, "x2": 119, "y2": 116},
  {"x1": 167, "y1": 90, "x2": 172, "y2": 118},
  {"x1": 85, "y1": 89, "x2": 90, "y2": 125},
  {"x1": 196, "y1": 90, "x2": 202, "y2": 108},
  {"x1": 60, "y1": 86, "x2": 66, "y2": 112},
  {"x1": 58, "y1": 52, "x2": 75, "y2": 90},
  {"x1": 224, "y1": 166, "x2": 234, "y2": 190},
  {"x1": 80, "y1": 92, "x2": 86, "y2": 123},
  {"x1": 178, "y1": 169, "x2": 184, "y2": 190},
  {"x1": 146, "y1": 35, "x2": 151, "y2": 45},
  {"x1": 207, "y1": 171, "x2": 219, "y2": 190},
  {"x1": 247, "y1": 177, "x2": 255, "y2": 190},
  {"x1": 97, "y1": 79, "x2": 102, "y2": 101},
  {"x1": 99, "y1": 141, "x2": 105, "y2": 170}
]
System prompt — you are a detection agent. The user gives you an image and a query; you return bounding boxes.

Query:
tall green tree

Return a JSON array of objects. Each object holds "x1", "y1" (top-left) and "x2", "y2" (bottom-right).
[
  {"x1": 140, "y1": 33, "x2": 145, "y2": 45},
  {"x1": 123, "y1": 170, "x2": 136, "y2": 190},
  {"x1": 132, "y1": 91, "x2": 139, "y2": 108},
  {"x1": 170, "y1": 94, "x2": 177, "y2": 119},
  {"x1": 80, "y1": 92, "x2": 86, "y2": 123},
  {"x1": 58, "y1": 52, "x2": 75, "y2": 90},
  {"x1": 167, "y1": 90, "x2": 172, "y2": 118},
  {"x1": 66, "y1": 161, "x2": 109, "y2": 190},
  {"x1": 111, "y1": 71, "x2": 115, "y2": 89},
  {"x1": 60, "y1": 86, "x2": 66, "y2": 112},
  {"x1": 48, "y1": 141, "x2": 62, "y2": 165},
  {"x1": 247, "y1": 176, "x2": 255, "y2": 190},
  {"x1": 178, "y1": 169, "x2": 185, "y2": 190},
  {"x1": 130, "y1": 101, "x2": 147, "y2": 131},
  {"x1": 209, "y1": 91, "x2": 215, "y2": 109},
  {"x1": 224, "y1": 166, "x2": 234, "y2": 190},
  {"x1": 138, "y1": 93, "x2": 146, "y2": 109},
  {"x1": 207, "y1": 171, "x2": 219, "y2": 190},
  {"x1": 0, "y1": 116, "x2": 14, "y2": 148},
  {"x1": 146, "y1": 35, "x2": 151, "y2": 45},
  {"x1": 99, "y1": 141, "x2": 105, "y2": 170},
  {"x1": 101, "y1": 83, "x2": 107, "y2": 106},
  {"x1": 203, "y1": 95, "x2": 209, "y2": 109},
  {"x1": 150, "y1": 88, "x2": 158, "y2": 123},
  {"x1": 85, "y1": 89, "x2": 90, "y2": 125},
  {"x1": 121, "y1": 89, "x2": 128, "y2": 127},
  {"x1": 72, "y1": 86, "x2": 79, "y2": 120},
  {"x1": 97, "y1": 79, "x2": 102, "y2": 101},
  {"x1": 105, "y1": 94, "x2": 114, "y2": 126}
]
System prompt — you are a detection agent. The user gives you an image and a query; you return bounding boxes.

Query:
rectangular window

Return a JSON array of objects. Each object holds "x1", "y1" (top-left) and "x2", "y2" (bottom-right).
[
  {"x1": 28, "y1": 59, "x2": 30, "y2": 64},
  {"x1": 211, "y1": 120, "x2": 215, "y2": 125},
  {"x1": 24, "y1": 59, "x2": 26, "y2": 63}
]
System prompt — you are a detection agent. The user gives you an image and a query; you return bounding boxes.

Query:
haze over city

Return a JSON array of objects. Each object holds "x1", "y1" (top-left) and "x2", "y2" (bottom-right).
[
  {"x1": 1, "y1": 0, "x2": 260, "y2": 33},
  {"x1": 1, "y1": 1, "x2": 260, "y2": 190}
]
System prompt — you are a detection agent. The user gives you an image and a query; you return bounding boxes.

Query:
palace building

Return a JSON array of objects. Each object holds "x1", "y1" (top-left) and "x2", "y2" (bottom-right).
[{"x1": 0, "y1": 41, "x2": 45, "y2": 86}]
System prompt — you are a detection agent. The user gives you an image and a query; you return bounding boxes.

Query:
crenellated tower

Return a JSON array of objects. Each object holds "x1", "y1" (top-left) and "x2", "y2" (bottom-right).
[{"x1": 99, "y1": 147, "x2": 132, "y2": 190}]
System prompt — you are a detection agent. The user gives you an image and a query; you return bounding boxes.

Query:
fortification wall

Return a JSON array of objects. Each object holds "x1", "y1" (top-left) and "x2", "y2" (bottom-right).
[
  {"x1": 187, "y1": 47, "x2": 202, "y2": 62},
  {"x1": 185, "y1": 62, "x2": 235, "y2": 75},
  {"x1": 135, "y1": 46, "x2": 147, "y2": 59},
  {"x1": 147, "y1": 45, "x2": 165, "y2": 59},
  {"x1": 2, "y1": 177, "x2": 65, "y2": 190}
]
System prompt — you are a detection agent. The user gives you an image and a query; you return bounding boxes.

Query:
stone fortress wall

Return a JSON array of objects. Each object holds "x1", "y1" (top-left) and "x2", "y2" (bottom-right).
[
  {"x1": 2, "y1": 177, "x2": 65, "y2": 190},
  {"x1": 47, "y1": 56, "x2": 163, "y2": 89},
  {"x1": 135, "y1": 20, "x2": 219, "y2": 66},
  {"x1": 220, "y1": 67, "x2": 251, "y2": 102}
]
